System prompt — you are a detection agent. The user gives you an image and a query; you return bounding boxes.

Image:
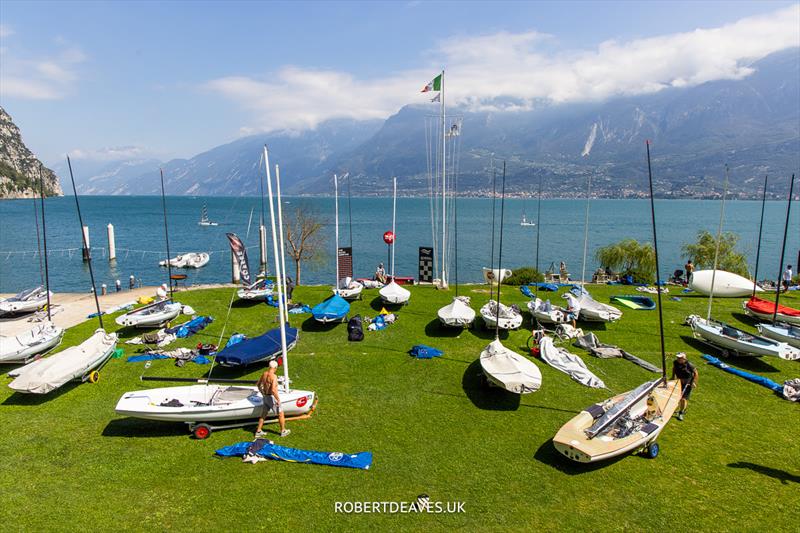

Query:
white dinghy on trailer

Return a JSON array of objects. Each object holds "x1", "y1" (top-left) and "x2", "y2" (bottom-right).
[
  {"x1": 0, "y1": 286, "x2": 52, "y2": 315},
  {"x1": 0, "y1": 322, "x2": 64, "y2": 364},
  {"x1": 115, "y1": 300, "x2": 184, "y2": 328}
]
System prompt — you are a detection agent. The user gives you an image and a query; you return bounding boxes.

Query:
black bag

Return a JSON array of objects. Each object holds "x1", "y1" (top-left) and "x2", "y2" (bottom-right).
[{"x1": 347, "y1": 315, "x2": 364, "y2": 342}]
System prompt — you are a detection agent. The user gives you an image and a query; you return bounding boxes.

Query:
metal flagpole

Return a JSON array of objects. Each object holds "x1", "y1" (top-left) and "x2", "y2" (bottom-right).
[
  {"x1": 334, "y1": 174, "x2": 340, "y2": 291},
  {"x1": 645, "y1": 142, "x2": 667, "y2": 379},
  {"x1": 275, "y1": 165, "x2": 289, "y2": 320},
  {"x1": 440, "y1": 69, "x2": 447, "y2": 288},
  {"x1": 392, "y1": 177, "x2": 397, "y2": 278}
]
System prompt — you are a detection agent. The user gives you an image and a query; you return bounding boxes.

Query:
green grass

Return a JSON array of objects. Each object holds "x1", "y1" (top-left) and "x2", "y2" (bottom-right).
[{"x1": 1, "y1": 284, "x2": 798, "y2": 531}]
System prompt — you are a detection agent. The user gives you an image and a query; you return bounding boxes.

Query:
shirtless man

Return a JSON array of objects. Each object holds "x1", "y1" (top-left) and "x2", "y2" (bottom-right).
[{"x1": 254, "y1": 360, "x2": 290, "y2": 438}]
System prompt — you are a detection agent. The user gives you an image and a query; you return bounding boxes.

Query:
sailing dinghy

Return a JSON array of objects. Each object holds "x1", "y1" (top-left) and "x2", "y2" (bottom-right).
[
  {"x1": 0, "y1": 286, "x2": 52, "y2": 315},
  {"x1": 0, "y1": 322, "x2": 64, "y2": 364},
  {"x1": 689, "y1": 269, "x2": 761, "y2": 297},
  {"x1": 198, "y1": 204, "x2": 218, "y2": 226},
  {"x1": 553, "y1": 141, "x2": 680, "y2": 463},
  {"x1": 687, "y1": 315, "x2": 799, "y2": 359},
  {"x1": 335, "y1": 278, "x2": 363, "y2": 300},
  {"x1": 757, "y1": 323, "x2": 800, "y2": 349},
  {"x1": 527, "y1": 297, "x2": 570, "y2": 324},
  {"x1": 480, "y1": 338, "x2": 541, "y2": 394},
  {"x1": 481, "y1": 300, "x2": 522, "y2": 330},
  {"x1": 743, "y1": 297, "x2": 800, "y2": 326},
  {"x1": 238, "y1": 279, "x2": 273, "y2": 301},
  {"x1": 438, "y1": 296, "x2": 476, "y2": 327},
  {"x1": 215, "y1": 326, "x2": 298, "y2": 367},
  {"x1": 115, "y1": 300, "x2": 183, "y2": 328},
  {"x1": 8, "y1": 328, "x2": 117, "y2": 393},
  {"x1": 570, "y1": 287, "x2": 622, "y2": 322},
  {"x1": 378, "y1": 178, "x2": 410, "y2": 305}
]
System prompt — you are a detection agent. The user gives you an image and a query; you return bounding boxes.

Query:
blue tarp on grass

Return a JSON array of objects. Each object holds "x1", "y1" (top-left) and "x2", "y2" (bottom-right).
[
  {"x1": 216, "y1": 439, "x2": 372, "y2": 470},
  {"x1": 702, "y1": 355, "x2": 784, "y2": 395}
]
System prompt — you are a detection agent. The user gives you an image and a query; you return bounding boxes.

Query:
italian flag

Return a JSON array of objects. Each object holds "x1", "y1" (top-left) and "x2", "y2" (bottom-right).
[{"x1": 421, "y1": 74, "x2": 442, "y2": 93}]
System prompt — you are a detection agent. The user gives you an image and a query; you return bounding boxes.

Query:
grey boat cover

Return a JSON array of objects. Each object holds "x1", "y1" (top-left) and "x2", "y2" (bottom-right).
[
  {"x1": 538, "y1": 336, "x2": 605, "y2": 388},
  {"x1": 574, "y1": 332, "x2": 660, "y2": 373}
]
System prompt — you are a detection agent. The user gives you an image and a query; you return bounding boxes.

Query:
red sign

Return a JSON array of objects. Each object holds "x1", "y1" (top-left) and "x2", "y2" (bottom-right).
[
  {"x1": 296, "y1": 396, "x2": 308, "y2": 408},
  {"x1": 383, "y1": 231, "x2": 395, "y2": 244}
]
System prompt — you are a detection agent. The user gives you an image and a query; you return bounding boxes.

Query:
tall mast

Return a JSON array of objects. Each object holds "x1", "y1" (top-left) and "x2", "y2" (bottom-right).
[
  {"x1": 391, "y1": 177, "x2": 397, "y2": 278},
  {"x1": 488, "y1": 160, "x2": 497, "y2": 305},
  {"x1": 67, "y1": 157, "x2": 103, "y2": 329},
  {"x1": 334, "y1": 174, "x2": 340, "y2": 290},
  {"x1": 160, "y1": 169, "x2": 174, "y2": 299},
  {"x1": 454, "y1": 156, "x2": 459, "y2": 297},
  {"x1": 494, "y1": 161, "x2": 507, "y2": 340},
  {"x1": 773, "y1": 173, "x2": 795, "y2": 324},
  {"x1": 707, "y1": 165, "x2": 729, "y2": 321},
  {"x1": 263, "y1": 146, "x2": 289, "y2": 392},
  {"x1": 534, "y1": 175, "x2": 543, "y2": 301},
  {"x1": 751, "y1": 176, "x2": 768, "y2": 299},
  {"x1": 275, "y1": 165, "x2": 289, "y2": 322},
  {"x1": 581, "y1": 172, "x2": 592, "y2": 287},
  {"x1": 645, "y1": 142, "x2": 666, "y2": 379},
  {"x1": 38, "y1": 165, "x2": 51, "y2": 321},
  {"x1": 440, "y1": 69, "x2": 447, "y2": 288}
]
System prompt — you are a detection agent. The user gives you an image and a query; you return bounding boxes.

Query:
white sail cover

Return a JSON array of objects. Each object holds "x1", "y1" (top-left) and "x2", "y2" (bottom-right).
[
  {"x1": 571, "y1": 290, "x2": 622, "y2": 322},
  {"x1": 438, "y1": 296, "x2": 475, "y2": 326},
  {"x1": 0, "y1": 322, "x2": 64, "y2": 363},
  {"x1": 379, "y1": 281, "x2": 410, "y2": 304},
  {"x1": 480, "y1": 339, "x2": 541, "y2": 394},
  {"x1": 8, "y1": 329, "x2": 118, "y2": 394},
  {"x1": 538, "y1": 336, "x2": 605, "y2": 388}
]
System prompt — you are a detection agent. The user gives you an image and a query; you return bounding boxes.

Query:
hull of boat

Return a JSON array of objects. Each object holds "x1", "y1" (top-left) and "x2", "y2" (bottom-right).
[
  {"x1": 0, "y1": 295, "x2": 50, "y2": 314},
  {"x1": 237, "y1": 288, "x2": 272, "y2": 300},
  {"x1": 689, "y1": 317, "x2": 799, "y2": 359},
  {"x1": 0, "y1": 323, "x2": 64, "y2": 363},
  {"x1": 8, "y1": 329, "x2": 118, "y2": 394},
  {"x1": 553, "y1": 380, "x2": 680, "y2": 463},
  {"x1": 115, "y1": 384, "x2": 315, "y2": 422},
  {"x1": 379, "y1": 282, "x2": 410, "y2": 304},
  {"x1": 335, "y1": 285, "x2": 363, "y2": 300},
  {"x1": 527, "y1": 299, "x2": 569, "y2": 324},
  {"x1": 689, "y1": 269, "x2": 761, "y2": 297},
  {"x1": 480, "y1": 339, "x2": 541, "y2": 394},
  {"x1": 115, "y1": 302, "x2": 182, "y2": 327},
  {"x1": 438, "y1": 298, "x2": 475, "y2": 327},
  {"x1": 743, "y1": 299, "x2": 800, "y2": 326},
  {"x1": 757, "y1": 324, "x2": 800, "y2": 349}
]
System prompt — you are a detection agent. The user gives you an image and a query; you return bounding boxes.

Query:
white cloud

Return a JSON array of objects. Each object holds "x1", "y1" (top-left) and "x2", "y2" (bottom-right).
[
  {"x1": 0, "y1": 24, "x2": 13, "y2": 38},
  {"x1": 67, "y1": 146, "x2": 155, "y2": 161},
  {"x1": 0, "y1": 34, "x2": 87, "y2": 100},
  {"x1": 206, "y1": 4, "x2": 800, "y2": 134}
]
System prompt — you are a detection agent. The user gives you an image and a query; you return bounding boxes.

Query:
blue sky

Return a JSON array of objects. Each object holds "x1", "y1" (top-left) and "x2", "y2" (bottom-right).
[{"x1": 1, "y1": 1, "x2": 797, "y2": 166}]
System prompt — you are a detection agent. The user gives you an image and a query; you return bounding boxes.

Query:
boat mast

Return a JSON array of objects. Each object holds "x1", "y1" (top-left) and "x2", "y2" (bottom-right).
[
  {"x1": 66, "y1": 157, "x2": 103, "y2": 328},
  {"x1": 440, "y1": 69, "x2": 447, "y2": 289},
  {"x1": 334, "y1": 174, "x2": 340, "y2": 290},
  {"x1": 259, "y1": 153, "x2": 268, "y2": 275},
  {"x1": 534, "y1": 176, "x2": 543, "y2": 301},
  {"x1": 263, "y1": 146, "x2": 290, "y2": 392},
  {"x1": 38, "y1": 164, "x2": 51, "y2": 321},
  {"x1": 707, "y1": 165, "x2": 729, "y2": 321},
  {"x1": 772, "y1": 173, "x2": 795, "y2": 324},
  {"x1": 751, "y1": 175, "x2": 768, "y2": 299},
  {"x1": 159, "y1": 169, "x2": 174, "y2": 299},
  {"x1": 454, "y1": 156, "x2": 459, "y2": 298},
  {"x1": 580, "y1": 172, "x2": 592, "y2": 287},
  {"x1": 494, "y1": 161, "x2": 507, "y2": 340},
  {"x1": 275, "y1": 165, "x2": 289, "y2": 322},
  {"x1": 645, "y1": 142, "x2": 666, "y2": 379},
  {"x1": 391, "y1": 177, "x2": 397, "y2": 279},
  {"x1": 488, "y1": 158, "x2": 497, "y2": 305}
]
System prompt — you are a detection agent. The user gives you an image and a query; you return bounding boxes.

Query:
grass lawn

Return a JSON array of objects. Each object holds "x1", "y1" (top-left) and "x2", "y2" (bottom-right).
[{"x1": 1, "y1": 283, "x2": 798, "y2": 531}]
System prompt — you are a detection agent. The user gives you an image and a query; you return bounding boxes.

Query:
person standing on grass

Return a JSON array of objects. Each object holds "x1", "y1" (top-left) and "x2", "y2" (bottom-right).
[
  {"x1": 255, "y1": 360, "x2": 290, "y2": 438},
  {"x1": 684, "y1": 260, "x2": 694, "y2": 285},
  {"x1": 783, "y1": 265, "x2": 793, "y2": 292},
  {"x1": 671, "y1": 352, "x2": 698, "y2": 421},
  {"x1": 563, "y1": 291, "x2": 581, "y2": 329}
]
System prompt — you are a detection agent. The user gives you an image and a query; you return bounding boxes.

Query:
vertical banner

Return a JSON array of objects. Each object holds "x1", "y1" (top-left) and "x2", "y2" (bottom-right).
[
  {"x1": 418, "y1": 246, "x2": 433, "y2": 283},
  {"x1": 226, "y1": 233, "x2": 252, "y2": 286},
  {"x1": 337, "y1": 247, "x2": 353, "y2": 280}
]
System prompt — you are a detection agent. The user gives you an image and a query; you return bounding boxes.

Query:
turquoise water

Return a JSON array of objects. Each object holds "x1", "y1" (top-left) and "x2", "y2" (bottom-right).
[{"x1": 0, "y1": 196, "x2": 797, "y2": 293}]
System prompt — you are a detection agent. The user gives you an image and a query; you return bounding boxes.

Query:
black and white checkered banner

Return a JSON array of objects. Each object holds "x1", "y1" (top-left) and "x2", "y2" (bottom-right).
[{"x1": 418, "y1": 247, "x2": 433, "y2": 283}]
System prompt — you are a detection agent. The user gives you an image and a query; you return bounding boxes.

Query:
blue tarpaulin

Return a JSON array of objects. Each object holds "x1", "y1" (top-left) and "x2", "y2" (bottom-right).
[
  {"x1": 215, "y1": 325, "x2": 298, "y2": 366},
  {"x1": 215, "y1": 439, "x2": 372, "y2": 470},
  {"x1": 410, "y1": 344, "x2": 443, "y2": 359},
  {"x1": 312, "y1": 295, "x2": 350, "y2": 321},
  {"x1": 702, "y1": 355, "x2": 784, "y2": 395},
  {"x1": 126, "y1": 353, "x2": 211, "y2": 364},
  {"x1": 166, "y1": 316, "x2": 213, "y2": 338}
]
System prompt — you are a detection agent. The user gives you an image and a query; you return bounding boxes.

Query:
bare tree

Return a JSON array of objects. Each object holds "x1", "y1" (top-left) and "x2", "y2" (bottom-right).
[{"x1": 284, "y1": 205, "x2": 326, "y2": 285}]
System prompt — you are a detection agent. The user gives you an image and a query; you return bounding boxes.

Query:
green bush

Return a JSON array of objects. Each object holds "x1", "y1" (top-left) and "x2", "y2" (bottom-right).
[
  {"x1": 682, "y1": 230, "x2": 749, "y2": 277},
  {"x1": 503, "y1": 267, "x2": 544, "y2": 285}
]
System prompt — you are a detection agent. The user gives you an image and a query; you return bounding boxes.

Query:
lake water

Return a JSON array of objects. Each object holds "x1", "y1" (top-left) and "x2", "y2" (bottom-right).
[{"x1": 0, "y1": 196, "x2": 797, "y2": 293}]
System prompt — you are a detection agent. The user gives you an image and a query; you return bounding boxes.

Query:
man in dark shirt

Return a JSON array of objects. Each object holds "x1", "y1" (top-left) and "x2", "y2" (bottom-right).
[
  {"x1": 684, "y1": 260, "x2": 694, "y2": 285},
  {"x1": 671, "y1": 352, "x2": 698, "y2": 421}
]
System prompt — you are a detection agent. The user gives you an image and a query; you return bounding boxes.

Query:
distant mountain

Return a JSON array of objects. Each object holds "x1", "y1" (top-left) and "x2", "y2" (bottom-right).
[
  {"x1": 66, "y1": 48, "x2": 799, "y2": 198},
  {"x1": 53, "y1": 158, "x2": 163, "y2": 195},
  {"x1": 0, "y1": 107, "x2": 62, "y2": 198}
]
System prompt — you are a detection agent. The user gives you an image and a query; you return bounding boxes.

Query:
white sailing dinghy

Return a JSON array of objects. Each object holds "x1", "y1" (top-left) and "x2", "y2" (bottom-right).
[
  {"x1": 688, "y1": 316, "x2": 799, "y2": 359},
  {"x1": 184, "y1": 252, "x2": 209, "y2": 268},
  {"x1": 553, "y1": 142, "x2": 680, "y2": 463},
  {"x1": 0, "y1": 322, "x2": 64, "y2": 364},
  {"x1": 115, "y1": 147, "x2": 316, "y2": 438},
  {"x1": 689, "y1": 269, "x2": 761, "y2": 297},
  {"x1": 439, "y1": 296, "x2": 476, "y2": 327},
  {"x1": 336, "y1": 278, "x2": 363, "y2": 300},
  {"x1": 527, "y1": 297, "x2": 570, "y2": 325},
  {"x1": 379, "y1": 178, "x2": 410, "y2": 305},
  {"x1": 0, "y1": 286, "x2": 52, "y2": 315},
  {"x1": 198, "y1": 204, "x2": 218, "y2": 226},
  {"x1": 8, "y1": 158, "x2": 118, "y2": 394},
  {"x1": 570, "y1": 288, "x2": 622, "y2": 322},
  {"x1": 115, "y1": 300, "x2": 183, "y2": 328},
  {"x1": 8, "y1": 329, "x2": 117, "y2": 393},
  {"x1": 538, "y1": 335, "x2": 605, "y2": 388},
  {"x1": 757, "y1": 323, "x2": 800, "y2": 349},
  {"x1": 480, "y1": 300, "x2": 522, "y2": 330}
]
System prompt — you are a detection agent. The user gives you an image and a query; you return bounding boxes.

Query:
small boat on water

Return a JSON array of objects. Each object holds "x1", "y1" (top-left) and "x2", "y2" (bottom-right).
[
  {"x1": 0, "y1": 322, "x2": 64, "y2": 364},
  {"x1": 115, "y1": 300, "x2": 183, "y2": 328},
  {"x1": 520, "y1": 215, "x2": 536, "y2": 227},
  {"x1": 610, "y1": 295, "x2": 655, "y2": 310},
  {"x1": 8, "y1": 329, "x2": 118, "y2": 394},
  {"x1": 0, "y1": 286, "x2": 52, "y2": 316},
  {"x1": 689, "y1": 269, "x2": 761, "y2": 297},
  {"x1": 198, "y1": 204, "x2": 219, "y2": 226},
  {"x1": 159, "y1": 252, "x2": 209, "y2": 269}
]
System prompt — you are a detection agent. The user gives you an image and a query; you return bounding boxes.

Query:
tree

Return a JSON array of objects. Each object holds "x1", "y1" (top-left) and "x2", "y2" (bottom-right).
[
  {"x1": 283, "y1": 205, "x2": 326, "y2": 285},
  {"x1": 682, "y1": 230, "x2": 749, "y2": 277},
  {"x1": 595, "y1": 239, "x2": 656, "y2": 282}
]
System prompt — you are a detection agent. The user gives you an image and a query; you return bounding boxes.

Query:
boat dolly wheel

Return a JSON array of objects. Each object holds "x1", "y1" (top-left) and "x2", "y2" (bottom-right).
[
  {"x1": 86, "y1": 370, "x2": 100, "y2": 384},
  {"x1": 190, "y1": 424, "x2": 212, "y2": 440},
  {"x1": 645, "y1": 442, "x2": 660, "y2": 459}
]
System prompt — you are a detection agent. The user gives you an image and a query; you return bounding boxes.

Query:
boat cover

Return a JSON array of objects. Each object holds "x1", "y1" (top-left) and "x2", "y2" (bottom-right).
[
  {"x1": 166, "y1": 316, "x2": 213, "y2": 338},
  {"x1": 311, "y1": 294, "x2": 350, "y2": 322},
  {"x1": 480, "y1": 338, "x2": 541, "y2": 393},
  {"x1": 538, "y1": 336, "x2": 605, "y2": 388},
  {"x1": 570, "y1": 287, "x2": 622, "y2": 321},
  {"x1": 379, "y1": 281, "x2": 410, "y2": 304},
  {"x1": 610, "y1": 295, "x2": 655, "y2": 310},
  {"x1": 745, "y1": 297, "x2": 800, "y2": 317},
  {"x1": 438, "y1": 296, "x2": 475, "y2": 326},
  {"x1": 215, "y1": 439, "x2": 373, "y2": 469},
  {"x1": 573, "y1": 332, "x2": 661, "y2": 373},
  {"x1": 410, "y1": 344, "x2": 443, "y2": 359},
  {"x1": 214, "y1": 325, "x2": 298, "y2": 366},
  {"x1": 702, "y1": 355, "x2": 786, "y2": 397}
]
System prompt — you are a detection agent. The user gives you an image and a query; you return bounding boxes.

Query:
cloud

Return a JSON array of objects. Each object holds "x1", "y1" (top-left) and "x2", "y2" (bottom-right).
[
  {"x1": 0, "y1": 34, "x2": 87, "y2": 100},
  {"x1": 67, "y1": 146, "x2": 155, "y2": 161},
  {"x1": 206, "y1": 4, "x2": 800, "y2": 133},
  {"x1": 0, "y1": 24, "x2": 13, "y2": 38}
]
